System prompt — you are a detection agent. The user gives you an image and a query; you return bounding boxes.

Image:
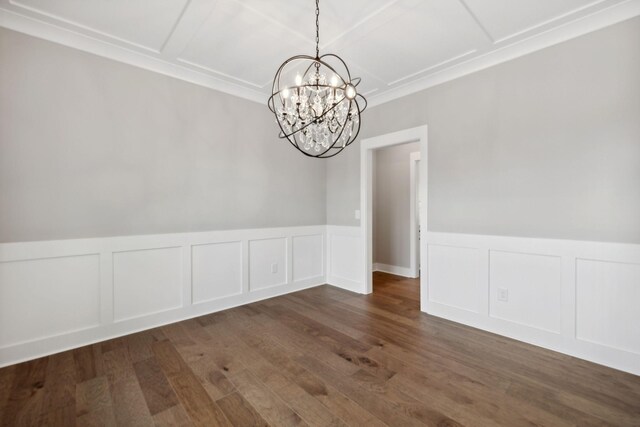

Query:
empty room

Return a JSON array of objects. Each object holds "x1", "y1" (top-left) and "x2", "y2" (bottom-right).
[{"x1": 1, "y1": 0, "x2": 640, "y2": 425}]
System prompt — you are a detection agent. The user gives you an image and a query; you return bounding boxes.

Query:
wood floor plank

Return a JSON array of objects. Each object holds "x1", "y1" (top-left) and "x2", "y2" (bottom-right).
[
  {"x1": 39, "y1": 351, "x2": 76, "y2": 425},
  {"x1": 215, "y1": 310, "x2": 383, "y2": 426},
  {"x1": 152, "y1": 339, "x2": 232, "y2": 427},
  {"x1": 76, "y1": 376, "x2": 117, "y2": 427},
  {"x1": 153, "y1": 404, "x2": 194, "y2": 427},
  {"x1": 103, "y1": 346, "x2": 155, "y2": 426},
  {"x1": 294, "y1": 354, "x2": 453, "y2": 427},
  {"x1": 227, "y1": 369, "x2": 307, "y2": 427},
  {"x1": 161, "y1": 323, "x2": 196, "y2": 348},
  {"x1": 216, "y1": 391, "x2": 269, "y2": 427},
  {"x1": 126, "y1": 329, "x2": 167, "y2": 364},
  {"x1": 72, "y1": 345, "x2": 97, "y2": 383},
  {"x1": 133, "y1": 356, "x2": 180, "y2": 416},
  {"x1": 1, "y1": 357, "x2": 49, "y2": 427},
  {"x1": 1, "y1": 273, "x2": 639, "y2": 426},
  {"x1": 0, "y1": 365, "x2": 16, "y2": 426},
  {"x1": 210, "y1": 316, "x2": 349, "y2": 427},
  {"x1": 188, "y1": 354, "x2": 237, "y2": 401}
]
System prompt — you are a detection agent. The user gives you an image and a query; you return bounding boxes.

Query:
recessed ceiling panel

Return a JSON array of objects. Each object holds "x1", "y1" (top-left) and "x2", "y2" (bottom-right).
[
  {"x1": 463, "y1": 0, "x2": 607, "y2": 42},
  {"x1": 10, "y1": 0, "x2": 189, "y2": 51},
  {"x1": 238, "y1": 0, "x2": 396, "y2": 47},
  {"x1": 178, "y1": 0, "x2": 309, "y2": 87},
  {"x1": 334, "y1": 0, "x2": 488, "y2": 84}
]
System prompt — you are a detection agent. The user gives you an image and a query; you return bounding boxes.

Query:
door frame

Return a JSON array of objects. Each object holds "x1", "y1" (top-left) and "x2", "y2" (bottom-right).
[
  {"x1": 409, "y1": 151, "x2": 421, "y2": 279},
  {"x1": 360, "y1": 125, "x2": 428, "y2": 310}
]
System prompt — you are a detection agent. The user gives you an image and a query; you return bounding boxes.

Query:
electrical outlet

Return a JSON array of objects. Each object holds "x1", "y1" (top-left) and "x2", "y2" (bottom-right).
[
  {"x1": 271, "y1": 263, "x2": 278, "y2": 274},
  {"x1": 497, "y1": 288, "x2": 509, "y2": 302}
]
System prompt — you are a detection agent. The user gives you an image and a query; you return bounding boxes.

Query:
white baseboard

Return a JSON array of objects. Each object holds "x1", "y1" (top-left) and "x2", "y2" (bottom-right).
[
  {"x1": 0, "y1": 225, "x2": 326, "y2": 367},
  {"x1": 373, "y1": 262, "x2": 416, "y2": 278}
]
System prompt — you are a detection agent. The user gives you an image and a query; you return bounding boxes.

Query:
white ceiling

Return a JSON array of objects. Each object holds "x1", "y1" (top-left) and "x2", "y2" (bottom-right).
[{"x1": 1, "y1": 0, "x2": 639, "y2": 106}]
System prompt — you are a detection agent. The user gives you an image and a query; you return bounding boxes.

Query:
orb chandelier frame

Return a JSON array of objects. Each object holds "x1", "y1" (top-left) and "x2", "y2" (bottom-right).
[{"x1": 267, "y1": 0, "x2": 367, "y2": 159}]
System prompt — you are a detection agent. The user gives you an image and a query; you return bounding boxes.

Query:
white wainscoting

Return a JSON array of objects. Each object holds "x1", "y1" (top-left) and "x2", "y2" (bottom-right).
[
  {"x1": 249, "y1": 238, "x2": 288, "y2": 291},
  {"x1": 3, "y1": 225, "x2": 639, "y2": 375},
  {"x1": 426, "y1": 232, "x2": 640, "y2": 376},
  {"x1": 326, "y1": 225, "x2": 363, "y2": 293},
  {"x1": 427, "y1": 244, "x2": 482, "y2": 313},
  {"x1": 0, "y1": 225, "x2": 326, "y2": 368}
]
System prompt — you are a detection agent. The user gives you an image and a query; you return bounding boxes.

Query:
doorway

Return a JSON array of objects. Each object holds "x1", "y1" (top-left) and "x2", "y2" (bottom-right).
[{"x1": 360, "y1": 125, "x2": 428, "y2": 311}]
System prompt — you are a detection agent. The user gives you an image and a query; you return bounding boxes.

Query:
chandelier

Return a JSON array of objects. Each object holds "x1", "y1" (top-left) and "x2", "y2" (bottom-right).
[{"x1": 268, "y1": 0, "x2": 367, "y2": 158}]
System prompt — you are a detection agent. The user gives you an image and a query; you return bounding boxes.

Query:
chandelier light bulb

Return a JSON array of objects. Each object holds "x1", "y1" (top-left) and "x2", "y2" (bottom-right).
[
  {"x1": 295, "y1": 74, "x2": 302, "y2": 86},
  {"x1": 330, "y1": 74, "x2": 339, "y2": 87},
  {"x1": 282, "y1": 87, "x2": 290, "y2": 98},
  {"x1": 345, "y1": 84, "x2": 357, "y2": 100}
]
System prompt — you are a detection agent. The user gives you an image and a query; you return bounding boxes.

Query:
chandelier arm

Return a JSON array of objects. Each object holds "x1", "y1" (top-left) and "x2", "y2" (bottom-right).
[
  {"x1": 270, "y1": 94, "x2": 348, "y2": 139},
  {"x1": 356, "y1": 93, "x2": 368, "y2": 111},
  {"x1": 318, "y1": 146, "x2": 347, "y2": 158}
]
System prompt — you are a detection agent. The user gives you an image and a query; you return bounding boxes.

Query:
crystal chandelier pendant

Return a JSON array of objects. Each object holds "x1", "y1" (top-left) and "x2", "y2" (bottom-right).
[{"x1": 268, "y1": 0, "x2": 367, "y2": 159}]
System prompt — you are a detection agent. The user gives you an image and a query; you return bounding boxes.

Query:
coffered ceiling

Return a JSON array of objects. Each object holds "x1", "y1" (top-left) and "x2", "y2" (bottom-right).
[{"x1": 1, "y1": 0, "x2": 639, "y2": 106}]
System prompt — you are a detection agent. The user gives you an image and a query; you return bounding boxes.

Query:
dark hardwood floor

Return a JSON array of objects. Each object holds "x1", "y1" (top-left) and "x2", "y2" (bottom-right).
[{"x1": 1, "y1": 272, "x2": 639, "y2": 426}]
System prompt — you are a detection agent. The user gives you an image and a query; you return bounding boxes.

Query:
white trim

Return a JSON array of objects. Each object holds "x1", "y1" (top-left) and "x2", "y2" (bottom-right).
[
  {"x1": 373, "y1": 263, "x2": 414, "y2": 278},
  {"x1": 409, "y1": 151, "x2": 421, "y2": 278},
  {"x1": 360, "y1": 126, "x2": 428, "y2": 301},
  {"x1": 0, "y1": 225, "x2": 325, "y2": 367}
]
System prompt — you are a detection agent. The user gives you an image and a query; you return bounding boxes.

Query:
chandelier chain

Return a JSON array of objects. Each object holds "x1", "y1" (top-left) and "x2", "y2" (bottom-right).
[{"x1": 315, "y1": 0, "x2": 320, "y2": 60}]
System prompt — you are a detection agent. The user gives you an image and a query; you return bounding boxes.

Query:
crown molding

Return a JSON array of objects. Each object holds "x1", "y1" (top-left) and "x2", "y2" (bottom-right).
[
  {"x1": 366, "y1": 0, "x2": 640, "y2": 108},
  {"x1": 0, "y1": 8, "x2": 267, "y2": 104}
]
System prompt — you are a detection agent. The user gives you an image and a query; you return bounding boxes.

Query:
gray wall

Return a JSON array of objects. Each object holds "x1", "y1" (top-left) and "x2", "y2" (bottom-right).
[
  {"x1": 3, "y1": 17, "x2": 639, "y2": 244},
  {"x1": 327, "y1": 17, "x2": 640, "y2": 244},
  {"x1": 373, "y1": 142, "x2": 419, "y2": 268},
  {"x1": 0, "y1": 28, "x2": 326, "y2": 243}
]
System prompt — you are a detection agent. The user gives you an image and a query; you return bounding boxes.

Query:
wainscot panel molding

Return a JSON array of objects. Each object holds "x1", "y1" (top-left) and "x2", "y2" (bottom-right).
[
  {"x1": 426, "y1": 232, "x2": 640, "y2": 376},
  {"x1": 326, "y1": 225, "x2": 363, "y2": 293},
  {"x1": 0, "y1": 225, "x2": 326, "y2": 368}
]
